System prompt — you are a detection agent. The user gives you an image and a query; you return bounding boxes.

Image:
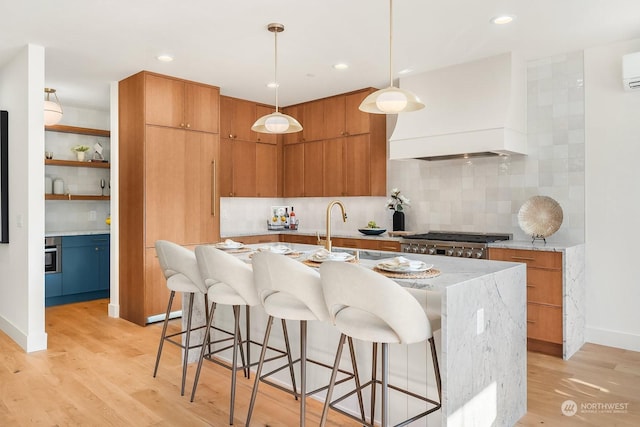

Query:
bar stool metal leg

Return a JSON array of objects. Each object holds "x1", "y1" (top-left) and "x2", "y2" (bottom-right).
[
  {"x1": 320, "y1": 333, "x2": 346, "y2": 427},
  {"x1": 381, "y1": 343, "x2": 389, "y2": 427},
  {"x1": 371, "y1": 342, "x2": 378, "y2": 424},
  {"x1": 300, "y1": 320, "x2": 307, "y2": 427},
  {"x1": 281, "y1": 319, "x2": 299, "y2": 399},
  {"x1": 153, "y1": 290, "x2": 175, "y2": 378},
  {"x1": 180, "y1": 292, "x2": 195, "y2": 396},
  {"x1": 246, "y1": 316, "x2": 274, "y2": 426},
  {"x1": 229, "y1": 305, "x2": 240, "y2": 424}
]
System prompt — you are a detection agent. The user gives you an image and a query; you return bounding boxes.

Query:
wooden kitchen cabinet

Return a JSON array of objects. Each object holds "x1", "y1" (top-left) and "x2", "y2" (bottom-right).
[
  {"x1": 255, "y1": 142, "x2": 279, "y2": 197},
  {"x1": 220, "y1": 96, "x2": 255, "y2": 142},
  {"x1": 304, "y1": 141, "x2": 324, "y2": 197},
  {"x1": 119, "y1": 71, "x2": 220, "y2": 325},
  {"x1": 145, "y1": 73, "x2": 219, "y2": 133},
  {"x1": 282, "y1": 88, "x2": 386, "y2": 197},
  {"x1": 281, "y1": 105, "x2": 304, "y2": 144},
  {"x1": 283, "y1": 143, "x2": 305, "y2": 197},
  {"x1": 488, "y1": 247, "x2": 564, "y2": 356}
]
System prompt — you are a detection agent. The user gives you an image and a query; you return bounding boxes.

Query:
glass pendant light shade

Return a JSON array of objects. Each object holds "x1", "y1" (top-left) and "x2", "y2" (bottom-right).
[
  {"x1": 252, "y1": 23, "x2": 302, "y2": 134},
  {"x1": 251, "y1": 111, "x2": 303, "y2": 134},
  {"x1": 359, "y1": 0, "x2": 425, "y2": 115},
  {"x1": 359, "y1": 86, "x2": 424, "y2": 114},
  {"x1": 44, "y1": 88, "x2": 63, "y2": 125}
]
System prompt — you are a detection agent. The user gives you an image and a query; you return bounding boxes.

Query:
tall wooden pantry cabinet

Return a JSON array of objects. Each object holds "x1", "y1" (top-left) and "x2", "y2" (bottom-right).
[{"x1": 119, "y1": 71, "x2": 220, "y2": 325}]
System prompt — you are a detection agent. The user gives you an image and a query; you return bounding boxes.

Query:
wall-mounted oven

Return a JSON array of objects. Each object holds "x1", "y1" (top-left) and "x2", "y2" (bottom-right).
[{"x1": 45, "y1": 236, "x2": 61, "y2": 274}]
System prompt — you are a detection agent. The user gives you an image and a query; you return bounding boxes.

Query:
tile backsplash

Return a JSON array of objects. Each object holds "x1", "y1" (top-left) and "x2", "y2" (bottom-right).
[{"x1": 387, "y1": 51, "x2": 585, "y2": 244}]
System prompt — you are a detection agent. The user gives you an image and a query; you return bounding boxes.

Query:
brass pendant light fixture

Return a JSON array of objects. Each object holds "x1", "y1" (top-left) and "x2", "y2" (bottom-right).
[
  {"x1": 252, "y1": 23, "x2": 303, "y2": 134},
  {"x1": 44, "y1": 88, "x2": 63, "y2": 125},
  {"x1": 359, "y1": 0, "x2": 425, "y2": 114}
]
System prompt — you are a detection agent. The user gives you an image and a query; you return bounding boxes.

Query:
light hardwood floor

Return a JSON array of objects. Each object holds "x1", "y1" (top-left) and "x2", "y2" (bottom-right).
[{"x1": 0, "y1": 299, "x2": 638, "y2": 426}]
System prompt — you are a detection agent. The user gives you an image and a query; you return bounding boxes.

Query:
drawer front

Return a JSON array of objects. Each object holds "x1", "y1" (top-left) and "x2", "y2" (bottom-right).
[
  {"x1": 489, "y1": 248, "x2": 561, "y2": 270},
  {"x1": 229, "y1": 235, "x2": 279, "y2": 245},
  {"x1": 378, "y1": 240, "x2": 401, "y2": 252},
  {"x1": 527, "y1": 303, "x2": 562, "y2": 344},
  {"x1": 527, "y1": 268, "x2": 562, "y2": 306},
  {"x1": 280, "y1": 234, "x2": 317, "y2": 245}
]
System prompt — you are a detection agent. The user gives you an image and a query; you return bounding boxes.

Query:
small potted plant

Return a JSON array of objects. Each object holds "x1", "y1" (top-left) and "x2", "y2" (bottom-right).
[
  {"x1": 386, "y1": 188, "x2": 410, "y2": 231},
  {"x1": 71, "y1": 145, "x2": 90, "y2": 161}
]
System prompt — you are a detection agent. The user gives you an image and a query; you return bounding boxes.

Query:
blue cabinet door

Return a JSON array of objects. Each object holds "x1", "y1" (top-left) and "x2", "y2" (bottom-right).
[
  {"x1": 45, "y1": 273, "x2": 62, "y2": 298},
  {"x1": 61, "y1": 234, "x2": 110, "y2": 295}
]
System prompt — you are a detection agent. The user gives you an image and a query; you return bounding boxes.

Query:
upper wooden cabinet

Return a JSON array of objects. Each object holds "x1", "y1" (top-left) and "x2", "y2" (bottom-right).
[
  {"x1": 282, "y1": 88, "x2": 386, "y2": 197},
  {"x1": 220, "y1": 96, "x2": 255, "y2": 141},
  {"x1": 281, "y1": 105, "x2": 304, "y2": 145},
  {"x1": 145, "y1": 73, "x2": 219, "y2": 133}
]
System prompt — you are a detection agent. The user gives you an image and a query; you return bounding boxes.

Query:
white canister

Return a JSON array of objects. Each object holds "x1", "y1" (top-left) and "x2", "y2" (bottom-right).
[
  {"x1": 45, "y1": 176, "x2": 53, "y2": 194},
  {"x1": 53, "y1": 178, "x2": 65, "y2": 195}
]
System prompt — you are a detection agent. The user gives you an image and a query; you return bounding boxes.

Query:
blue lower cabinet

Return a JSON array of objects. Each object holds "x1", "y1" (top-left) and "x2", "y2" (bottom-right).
[
  {"x1": 45, "y1": 273, "x2": 62, "y2": 298},
  {"x1": 46, "y1": 234, "x2": 110, "y2": 307}
]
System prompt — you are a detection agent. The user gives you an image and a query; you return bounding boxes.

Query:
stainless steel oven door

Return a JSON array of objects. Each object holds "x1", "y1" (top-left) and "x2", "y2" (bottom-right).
[{"x1": 45, "y1": 237, "x2": 61, "y2": 274}]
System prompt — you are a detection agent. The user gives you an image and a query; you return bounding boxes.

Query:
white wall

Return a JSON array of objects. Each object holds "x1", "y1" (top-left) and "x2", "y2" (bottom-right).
[
  {"x1": 0, "y1": 44, "x2": 47, "y2": 352},
  {"x1": 584, "y1": 38, "x2": 640, "y2": 351}
]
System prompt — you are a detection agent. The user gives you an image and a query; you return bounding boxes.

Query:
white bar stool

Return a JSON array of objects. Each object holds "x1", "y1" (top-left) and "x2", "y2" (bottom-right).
[
  {"x1": 190, "y1": 246, "x2": 296, "y2": 425},
  {"x1": 247, "y1": 251, "x2": 365, "y2": 427},
  {"x1": 153, "y1": 240, "x2": 209, "y2": 396},
  {"x1": 319, "y1": 261, "x2": 442, "y2": 427}
]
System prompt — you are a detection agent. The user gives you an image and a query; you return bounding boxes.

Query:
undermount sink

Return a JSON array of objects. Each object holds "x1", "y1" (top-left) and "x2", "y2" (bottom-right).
[{"x1": 332, "y1": 248, "x2": 393, "y2": 261}]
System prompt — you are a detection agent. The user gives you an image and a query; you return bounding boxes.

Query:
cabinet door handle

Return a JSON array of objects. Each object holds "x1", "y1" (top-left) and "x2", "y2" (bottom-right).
[
  {"x1": 186, "y1": 123, "x2": 191, "y2": 128},
  {"x1": 211, "y1": 160, "x2": 216, "y2": 216},
  {"x1": 510, "y1": 256, "x2": 535, "y2": 261},
  {"x1": 180, "y1": 123, "x2": 185, "y2": 128}
]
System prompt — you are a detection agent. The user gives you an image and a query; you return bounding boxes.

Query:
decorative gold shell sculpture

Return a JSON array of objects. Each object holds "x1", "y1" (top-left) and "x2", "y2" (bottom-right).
[{"x1": 518, "y1": 196, "x2": 563, "y2": 242}]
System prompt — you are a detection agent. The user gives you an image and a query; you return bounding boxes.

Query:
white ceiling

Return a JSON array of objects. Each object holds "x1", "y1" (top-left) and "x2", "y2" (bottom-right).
[{"x1": 2, "y1": 0, "x2": 639, "y2": 111}]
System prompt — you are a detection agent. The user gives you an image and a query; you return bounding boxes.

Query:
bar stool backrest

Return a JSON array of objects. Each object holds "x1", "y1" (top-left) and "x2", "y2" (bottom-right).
[
  {"x1": 320, "y1": 261, "x2": 432, "y2": 344},
  {"x1": 194, "y1": 245, "x2": 260, "y2": 306},
  {"x1": 252, "y1": 251, "x2": 329, "y2": 322},
  {"x1": 155, "y1": 240, "x2": 207, "y2": 293}
]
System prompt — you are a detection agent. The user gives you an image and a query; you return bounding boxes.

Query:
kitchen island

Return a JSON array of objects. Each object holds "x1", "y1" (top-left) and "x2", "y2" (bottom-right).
[{"x1": 186, "y1": 243, "x2": 527, "y2": 426}]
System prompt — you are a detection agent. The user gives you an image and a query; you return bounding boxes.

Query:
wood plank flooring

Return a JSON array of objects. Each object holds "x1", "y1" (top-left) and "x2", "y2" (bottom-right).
[{"x1": 0, "y1": 299, "x2": 638, "y2": 426}]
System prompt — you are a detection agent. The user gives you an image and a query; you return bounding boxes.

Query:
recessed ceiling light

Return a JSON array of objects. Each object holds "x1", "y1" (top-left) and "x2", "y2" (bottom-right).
[
  {"x1": 491, "y1": 15, "x2": 515, "y2": 25},
  {"x1": 398, "y1": 68, "x2": 413, "y2": 75},
  {"x1": 333, "y1": 63, "x2": 349, "y2": 70},
  {"x1": 157, "y1": 54, "x2": 174, "y2": 62},
  {"x1": 266, "y1": 82, "x2": 279, "y2": 88}
]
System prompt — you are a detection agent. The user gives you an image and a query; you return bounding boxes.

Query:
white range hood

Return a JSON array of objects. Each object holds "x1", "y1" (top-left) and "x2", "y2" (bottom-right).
[{"x1": 389, "y1": 53, "x2": 527, "y2": 161}]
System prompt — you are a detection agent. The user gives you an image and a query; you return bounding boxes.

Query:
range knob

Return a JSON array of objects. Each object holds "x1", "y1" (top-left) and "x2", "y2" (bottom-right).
[
  {"x1": 445, "y1": 248, "x2": 454, "y2": 256},
  {"x1": 475, "y1": 249, "x2": 484, "y2": 259},
  {"x1": 412, "y1": 245, "x2": 420, "y2": 253},
  {"x1": 455, "y1": 248, "x2": 464, "y2": 257},
  {"x1": 420, "y1": 246, "x2": 427, "y2": 254},
  {"x1": 428, "y1": 247, "x2": 437, "y2": 255},
  {"x1": 464, "y1": 249, "x2": 473, "y2": 258}
]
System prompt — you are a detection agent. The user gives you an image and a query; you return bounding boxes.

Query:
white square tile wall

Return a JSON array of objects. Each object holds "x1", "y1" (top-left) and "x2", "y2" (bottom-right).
[{"x1": 387, "y1": 51, "x2": 585, "y2": 243}]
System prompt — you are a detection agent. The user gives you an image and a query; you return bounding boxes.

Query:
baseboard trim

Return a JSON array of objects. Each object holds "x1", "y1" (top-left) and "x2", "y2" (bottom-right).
[
  {"x1": 586, "y1": 326, "x2": 640, "y2": 352},
  {"x1": 108, "y1": 302, "x2": 119, "y2": 318},
  {"x1": 0, "y1": 315, "x2": 47, "y2": 353}
]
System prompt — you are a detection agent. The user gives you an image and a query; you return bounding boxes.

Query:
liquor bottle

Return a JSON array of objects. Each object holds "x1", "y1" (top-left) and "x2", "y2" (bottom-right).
[
  {"x1": 284, "y1": 207, "x2": 289, "y2": 229},
  {"x1": 289, "y1": 206, "x2": 296, "y2": 230}
]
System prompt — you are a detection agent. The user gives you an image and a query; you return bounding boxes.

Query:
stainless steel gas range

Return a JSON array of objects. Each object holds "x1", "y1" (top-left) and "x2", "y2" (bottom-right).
[{"x1": 400, "y1": 231, "x2": 512, "y2": 259}]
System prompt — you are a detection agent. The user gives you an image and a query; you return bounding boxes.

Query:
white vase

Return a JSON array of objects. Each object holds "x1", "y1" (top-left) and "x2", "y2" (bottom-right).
[{"x1": 76, "y1": 151, "x2": 85, "y2": 161}]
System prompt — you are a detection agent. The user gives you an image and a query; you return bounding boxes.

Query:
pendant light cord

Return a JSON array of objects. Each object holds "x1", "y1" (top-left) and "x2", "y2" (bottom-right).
[
  {"x1": 274, "y1": 28, "x2": 280, "y2": 113},
  {"x1": 389, "y1": 0, "x2": 394, "y2": 88}
]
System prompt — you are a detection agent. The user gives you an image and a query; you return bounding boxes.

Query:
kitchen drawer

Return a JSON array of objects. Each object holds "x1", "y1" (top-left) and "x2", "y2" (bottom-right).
[
  {"x1": 527, "y1": 268, "x2": 562, "y2": 306},
  {"x1": 333, "y1": 237, "x2": 366, "y2": 249},
  {"x1": 378, "y1": 240, "x2": 401, "y2": 252},
  {"x1": 228, "y1": 235, "x2": 279, "y2": 245},
  {"x1": 280, "y1": 234, "x2": 318, "y2": 245},
  {"x1": 527, "y1": 303, "x2": 562, "y2": 344},
  {"x1": 489, "y1": 248, "x2": 561, "y2": 270}
]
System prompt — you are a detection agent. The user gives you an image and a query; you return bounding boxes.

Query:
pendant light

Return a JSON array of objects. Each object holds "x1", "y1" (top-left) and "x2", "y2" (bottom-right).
[
  {"x1": 44, "y1": 88, "x2": 63, "y2": 125},
  {"x1": 359, "y1": 0, "x2": 425, "y2": 114},
  {"x1": 252, "y1": 23, "x2": 302, "y2": 134}
]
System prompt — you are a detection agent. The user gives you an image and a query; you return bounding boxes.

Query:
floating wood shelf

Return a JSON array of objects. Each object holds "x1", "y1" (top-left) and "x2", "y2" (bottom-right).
[
  {"x1": 45, "y1": 194, "x2": 110, "y2": 201},
  {"x1": 45, "y1": 159, "x2": 110, "y2": 169},
  {"x1": 45, "y1": 124, "x2": 110, "y2": 137}
]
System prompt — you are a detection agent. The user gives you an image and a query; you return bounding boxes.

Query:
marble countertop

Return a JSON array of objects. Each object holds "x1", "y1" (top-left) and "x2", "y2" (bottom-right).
[
  {"x1": 237, "y1": 242, "x2": 523, "y2": 292},
  {"x1": 45, "y1": 230, "x2": 111, "y2": 237},
  {"x1": 488, "y1": 239, "x2": 585, "y2": 251}
]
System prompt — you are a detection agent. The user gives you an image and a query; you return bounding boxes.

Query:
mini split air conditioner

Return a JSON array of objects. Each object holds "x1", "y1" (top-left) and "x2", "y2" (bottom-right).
[{"x1": 623, "y1": 52, "x2": 640, "y2": 91}]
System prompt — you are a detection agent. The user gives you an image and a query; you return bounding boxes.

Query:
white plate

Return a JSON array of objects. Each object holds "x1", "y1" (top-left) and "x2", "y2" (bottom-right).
[
  {"x1": 258, "y1": 245, "x2": 293, "y2": 255},
  {"x1": 376, "y1": 261, "x2": 433, "y2": 273},
  {"x1": 215, "y1": 242, "x2": 244, "y2": 250},
  {"x1": 308, "y1": 252, "x2": 355, "y2": 263}
]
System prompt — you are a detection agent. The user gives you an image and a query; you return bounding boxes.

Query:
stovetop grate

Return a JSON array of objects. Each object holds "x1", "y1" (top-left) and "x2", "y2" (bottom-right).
[{"x1": 402, "y1": 231, "x2": 511, "y2": 244}]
